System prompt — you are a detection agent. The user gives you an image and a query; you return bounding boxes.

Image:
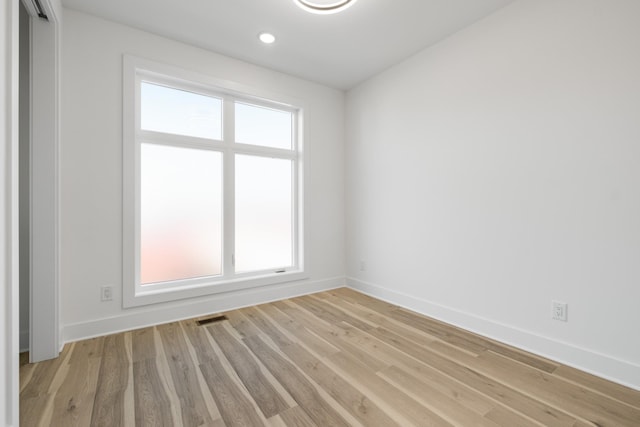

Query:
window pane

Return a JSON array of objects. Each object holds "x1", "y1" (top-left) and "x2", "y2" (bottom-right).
[
  {"x1": 235, "y1": 102, "x2": 292, "y2": 149},
  {"x1": 141, "y1": 82, "x2": 222, "y2": 140},
  {"x1": 141, "y1": 144, "x2": 222, "y2": 284},
  {"x1": 235, "y1": 155, "x2": 293, "y2": 273}
]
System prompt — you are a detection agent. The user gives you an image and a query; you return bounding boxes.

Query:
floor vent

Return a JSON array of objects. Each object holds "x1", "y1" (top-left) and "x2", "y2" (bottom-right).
[{"x1": 196, "y1": 315, "x2": 228, "y2": 326}]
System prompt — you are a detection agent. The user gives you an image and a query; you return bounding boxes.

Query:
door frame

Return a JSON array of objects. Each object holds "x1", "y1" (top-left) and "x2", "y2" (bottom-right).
[
  {"x1": 24, "y1": 0, "x2": 61, "y2": 362},
  {"x1": 1, "y1": 1, "x2": 20, "y2": 424}
]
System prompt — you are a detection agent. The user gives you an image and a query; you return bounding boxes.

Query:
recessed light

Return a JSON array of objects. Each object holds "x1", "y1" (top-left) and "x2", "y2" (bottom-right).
[
  {"x1": 293, "y1": 0, "x2": 358, "y2": 15},
  {"x1": 258, "y1": 32, "x2": 276, "y2": 44}
]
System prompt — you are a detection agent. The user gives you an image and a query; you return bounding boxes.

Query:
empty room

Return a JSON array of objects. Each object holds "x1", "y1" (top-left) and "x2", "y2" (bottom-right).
[{"x1": 2, "y1": 0, "x2": 640, "y2": 426}]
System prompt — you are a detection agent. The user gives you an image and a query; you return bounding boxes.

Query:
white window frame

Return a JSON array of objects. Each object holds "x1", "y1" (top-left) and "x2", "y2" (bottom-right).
[{"x1": 123, "y1": 56, "x2": 307, "y2": 308}]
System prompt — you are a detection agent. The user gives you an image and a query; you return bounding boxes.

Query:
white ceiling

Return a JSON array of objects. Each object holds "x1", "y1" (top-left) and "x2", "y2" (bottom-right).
[{"x1": 61, "y1": 0, "x2": 514, "y2": 90}]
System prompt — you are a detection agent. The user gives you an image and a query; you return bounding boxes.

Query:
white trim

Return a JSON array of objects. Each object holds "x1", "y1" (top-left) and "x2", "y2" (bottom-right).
[
  {"x1": 347, "y1": 277, "x2": 640, "y2": 391},
  {"x1": 122, "y1": 54, "x2": 136, "y2": 309},
  {"x1": 123, "y1": 55, "x2": 307, "y2": 308},
  {"x1": 222, "y1": 96, "x2": 235, "y2": 282},
  {"x1": 124, "y1": 55, "x2": 306, "y2": 109},
  {"x1": 28, "y1": 0, "x2": 59, "y2": 362},
  {"x1": 131, "y1": 271, "x2": 309, "y2": 306},
  {"x1": 65, "y1": 276, "x2": 344, "y2": 343},
  {"x1": 1, "y1": 0, "x2": 20, "y2": 424}
]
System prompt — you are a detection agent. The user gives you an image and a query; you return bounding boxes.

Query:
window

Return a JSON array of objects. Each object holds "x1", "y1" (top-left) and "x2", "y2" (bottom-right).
[{"x1": 123, "y1": 57, "x2": 305, "y2": 307}]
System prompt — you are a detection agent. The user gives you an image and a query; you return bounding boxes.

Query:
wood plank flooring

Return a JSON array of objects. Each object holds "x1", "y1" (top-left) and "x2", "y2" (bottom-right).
[{"x1": 20, "y1": 288, "x2": 640, "y2": 426}]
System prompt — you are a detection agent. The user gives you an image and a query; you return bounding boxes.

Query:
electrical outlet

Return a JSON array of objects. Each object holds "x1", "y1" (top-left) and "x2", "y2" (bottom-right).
[
  {"x1": 101, "y1": 286, "x2": 113, "y2": 302},
  {"x1": 552, "y1": 301, "x2": 568, "y2": 322},
  {"x1": 359, "y1": 260, "x2": 366, "y2": 271}
]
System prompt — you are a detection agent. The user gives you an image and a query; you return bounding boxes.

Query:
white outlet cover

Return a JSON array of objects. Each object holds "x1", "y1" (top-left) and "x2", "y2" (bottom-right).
[
  {"x1": 101, "y1": 286, "x2": 113, "y2": 301},
  {"x1": 552, "y1": 301, "x2": 568, "y2": 322}
]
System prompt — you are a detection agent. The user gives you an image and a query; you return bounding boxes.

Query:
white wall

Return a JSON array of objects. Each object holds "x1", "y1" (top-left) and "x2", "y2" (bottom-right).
[
  {"x1": 60, "y1": 9, "x2": 345, "y2": 341},
  {"x1": 346, "y1": 0, "x2": 640, "y2": 389}
]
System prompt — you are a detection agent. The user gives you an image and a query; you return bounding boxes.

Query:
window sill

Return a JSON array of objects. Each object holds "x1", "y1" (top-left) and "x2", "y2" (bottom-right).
[{"x1": 123, "y1": 271, "x2": 308, "y2": 308}]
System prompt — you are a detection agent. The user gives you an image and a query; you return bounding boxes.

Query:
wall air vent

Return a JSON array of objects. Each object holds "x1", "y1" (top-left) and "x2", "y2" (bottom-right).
[{"x1": 196, "y1": 315, "x2": 228, "y2": 326}]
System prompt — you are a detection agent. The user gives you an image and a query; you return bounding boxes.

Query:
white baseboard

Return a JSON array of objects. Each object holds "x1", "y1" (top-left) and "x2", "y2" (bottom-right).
[
  {"x1": 63, "y1": 276, "x2": 344, "y2": 344},
  {"x1": 347, "y1": 277, "x2": 640, "y2": 391}
]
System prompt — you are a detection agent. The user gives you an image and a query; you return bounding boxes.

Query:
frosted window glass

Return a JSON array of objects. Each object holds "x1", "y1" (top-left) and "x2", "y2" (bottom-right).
[
  {"x1": 141, "y1": 82, "x2": 222, "y2": 140},
  {"x1": 141, "y1": 144, "x2": 222, "y2": 284},
  {"x1": 235, "y1": 155, "x2": 293, "y2": 273},
  {"x1": 235, "y1": 102, "x2": 292, "y2": 149}
]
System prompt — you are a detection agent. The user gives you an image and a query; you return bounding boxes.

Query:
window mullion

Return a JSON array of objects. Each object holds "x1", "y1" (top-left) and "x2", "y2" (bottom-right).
[
  {"x1": 223, "y1": 96, "x2": 235, "y2": 279},
  {"x1": 231, "y1": 143, "x2": 297, "y2": 160},
  {"x1": 137, "y1": 130, "x2": 226, "y2": 151}
]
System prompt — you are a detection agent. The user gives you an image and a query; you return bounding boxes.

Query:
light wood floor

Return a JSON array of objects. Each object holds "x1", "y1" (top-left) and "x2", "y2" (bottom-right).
[{"x1": 20, "y1": 288, "x2": 640, "y2": 426}]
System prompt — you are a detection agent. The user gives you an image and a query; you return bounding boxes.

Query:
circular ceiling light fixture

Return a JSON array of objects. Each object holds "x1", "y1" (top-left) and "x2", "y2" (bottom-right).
[
  {"x1": 258, "y1": 32, "x2": 276, "y2": 44},
  {"x1": 293, "y1": 0, "x2": 358, "y2": 15}
]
